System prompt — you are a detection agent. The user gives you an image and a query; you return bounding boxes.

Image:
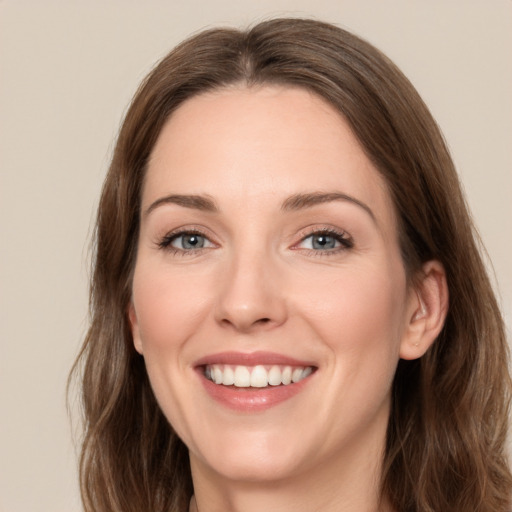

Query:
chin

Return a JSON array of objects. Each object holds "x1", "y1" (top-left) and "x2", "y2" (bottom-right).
[
  {"x1": 198, "y1": 453, "x2": 304, "y2": 484},
  {"x1": 189, "y1": 427, "x2": 310, "y2": 483}
]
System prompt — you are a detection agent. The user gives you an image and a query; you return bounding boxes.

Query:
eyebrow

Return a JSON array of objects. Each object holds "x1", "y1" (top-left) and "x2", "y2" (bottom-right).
[
  {"x1": 144, "y1": 191, "x2": 376, "y2": 223},
  {"x1": 144, "y1": 194, "x2": 219, "y2": 217},
  {"x1": 282, "y1": 192, "x2": 376, "y2": 222}
]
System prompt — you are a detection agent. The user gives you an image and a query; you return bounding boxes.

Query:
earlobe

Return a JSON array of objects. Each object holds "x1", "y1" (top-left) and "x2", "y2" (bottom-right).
[
  {"x1": 128, "y1": 302, "x2": 144, "y2": 355},
  {"x1": 399, "y1": 260, "x2": 449, "y2": 360}
]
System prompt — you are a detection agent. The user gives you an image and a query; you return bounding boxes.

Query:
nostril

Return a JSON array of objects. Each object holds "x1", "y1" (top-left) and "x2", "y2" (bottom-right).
[{"x1": 220, "y1": 316, "x2": 272, "y2": 330}]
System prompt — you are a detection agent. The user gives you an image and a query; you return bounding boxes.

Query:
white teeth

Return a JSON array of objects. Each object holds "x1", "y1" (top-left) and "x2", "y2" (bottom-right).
[
  {"x1": 281, "y1": 366, "x2": 292, "y2": 385},
  {"x1": 292, "y1": 367, "x2": 303, "y2": 383},
  {"x1": 205, "y1": 364, "x2": 314, "y2": 388},
  {"x1": 302, "y1": 366, "x2": 313, "y2": 379},
  {"x1": 222, "y1": 366, "x2": 235, "y2": 386},
  {"x1": 234, "y1": 366, "x2": 251, "y2": 387},
  {"x1": 213, "y1": 366, "x2": 223, "y2": 385},
  {"x1": 250, "y1": 365, "x2": 268, "y2": 387},
  {"x1": 268, "y1": 365, "x2": 282, "y2": 386}
]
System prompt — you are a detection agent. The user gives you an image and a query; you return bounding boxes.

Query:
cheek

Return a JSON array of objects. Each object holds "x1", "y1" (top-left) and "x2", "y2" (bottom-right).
[
  {"x1": 295, "y1": 263, "x2": 407, "y2": 433},
  {"x1": 302, "y1": 265, "x2": 405, "y2": 341},
  {"x1": 132, "y1": 263, "x2": 212, "y2": 354},
  {"x1": 294, "y1": 259, "x2": 408, "y2": 389},
  {"x1": 130, "y1": 264, "x2": 214, "y2": 439}
]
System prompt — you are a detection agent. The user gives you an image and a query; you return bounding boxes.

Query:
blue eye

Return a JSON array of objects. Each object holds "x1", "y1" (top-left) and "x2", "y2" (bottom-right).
[
  {"x1": 172, "y1": 233, "x2": 207, "y2": 250},
  {"x1": 298, "y1": 230, "x2": 353, "y2": 251},
  {"x1": 159, "y1": 231, "x2": 213, "y2": 252},
  {"x1": 306, "y1": 234, "x2": 338, "y2": 250}
]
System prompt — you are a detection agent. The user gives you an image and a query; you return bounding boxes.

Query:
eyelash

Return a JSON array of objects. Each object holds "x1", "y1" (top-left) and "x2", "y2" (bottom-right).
[
  {"x1": 157, "y1": 228, "x2": 213, "y2": 256},
  {"x1": 157, "y1": 227, "x2": 354, "y2": 256},
  {"x1": 294, "y1": 228, "x2": 354, "y2": 255}
]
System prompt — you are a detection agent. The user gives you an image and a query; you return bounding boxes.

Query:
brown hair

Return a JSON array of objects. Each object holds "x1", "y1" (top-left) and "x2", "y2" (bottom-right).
[{"x1": 70, "y1": 18, "x2": 512, "y2": 511}]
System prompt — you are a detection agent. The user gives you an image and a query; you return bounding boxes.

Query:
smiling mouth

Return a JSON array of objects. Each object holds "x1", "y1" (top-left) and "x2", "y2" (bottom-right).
[{"x1": 203, "y1": 364, "x2": 315, "y2": 388}]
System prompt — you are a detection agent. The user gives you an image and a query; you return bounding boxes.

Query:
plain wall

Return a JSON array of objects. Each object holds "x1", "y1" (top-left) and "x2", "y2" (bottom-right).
[{"x1": 1, "y1": 1, "x2": 510, "y2": 511}]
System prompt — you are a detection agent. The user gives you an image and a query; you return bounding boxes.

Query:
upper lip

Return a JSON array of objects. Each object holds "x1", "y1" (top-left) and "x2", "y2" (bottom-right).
[{"x1": 194, "y1": 351, "x2": 317, "y2": 368}]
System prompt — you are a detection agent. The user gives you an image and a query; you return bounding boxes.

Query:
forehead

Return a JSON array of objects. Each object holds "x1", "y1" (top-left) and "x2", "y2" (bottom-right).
[{"x1": 144, "y1": 85, "x2": 396, "y2": 230}]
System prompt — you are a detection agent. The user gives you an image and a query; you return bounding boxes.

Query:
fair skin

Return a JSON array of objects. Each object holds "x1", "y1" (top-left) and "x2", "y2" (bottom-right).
[{"x1": 129, "y1": 86, "x2": 448, "y2": 512}]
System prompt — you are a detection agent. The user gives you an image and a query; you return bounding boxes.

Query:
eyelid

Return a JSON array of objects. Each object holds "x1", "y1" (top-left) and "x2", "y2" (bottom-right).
[
  {"x1": 292, "y1": 226, "x2": 354, "y2": 252},
  {"x1": 156, "y1": 226, "x2": 217, "y2": 252},
  {"x1": 155, "y1": 224, "x2": 353, "y2": 255}
]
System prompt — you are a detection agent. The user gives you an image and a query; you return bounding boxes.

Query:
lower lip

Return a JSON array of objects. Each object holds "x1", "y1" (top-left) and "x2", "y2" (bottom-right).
[{"x1": 198, "y1": 372, "x2": 313, "y2": 412}]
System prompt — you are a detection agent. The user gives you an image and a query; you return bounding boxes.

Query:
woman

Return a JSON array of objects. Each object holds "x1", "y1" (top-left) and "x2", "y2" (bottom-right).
[{"x1": 71, "y1": 18, "x2": 512, "y2": 512}]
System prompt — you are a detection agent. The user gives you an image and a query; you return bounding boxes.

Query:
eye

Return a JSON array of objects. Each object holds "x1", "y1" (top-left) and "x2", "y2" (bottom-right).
[
  {"x1": 296, "y1": 229, "x2": 353, "y2": 252},
  {"x1": 158, "y1": 230, "x2": 214, "y2": 252}
]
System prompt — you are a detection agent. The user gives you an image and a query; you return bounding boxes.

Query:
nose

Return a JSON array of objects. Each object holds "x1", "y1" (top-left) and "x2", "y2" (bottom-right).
[{"x1": 214, "y1": 250, "x2": 288, "y2": 333}]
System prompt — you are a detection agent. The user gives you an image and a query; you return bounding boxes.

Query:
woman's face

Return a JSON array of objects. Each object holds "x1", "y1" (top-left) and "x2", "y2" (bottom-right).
[{"x1": 130, "y1": 86, "x2": 419, "y2": 484}]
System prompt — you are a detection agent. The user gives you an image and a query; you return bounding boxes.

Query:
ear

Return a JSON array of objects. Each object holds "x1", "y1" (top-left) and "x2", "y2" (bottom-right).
[
  {"x1": 128, "y1": 301, "x2": 144, "y2": 355},
  {"x1": 399, "y1": 260, "x2": 449, "y2": 360}
]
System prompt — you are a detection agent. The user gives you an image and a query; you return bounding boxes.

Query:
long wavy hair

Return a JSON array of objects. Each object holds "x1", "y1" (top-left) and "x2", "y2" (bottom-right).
[{"x1": 70, "y1": 17, "x2": 512, "y2": 512}]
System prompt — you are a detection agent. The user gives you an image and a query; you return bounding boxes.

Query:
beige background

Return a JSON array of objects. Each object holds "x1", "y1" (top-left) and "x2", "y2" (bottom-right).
[{"x1": 0, "y1": 1, "x2": 510, "y2": 511}]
